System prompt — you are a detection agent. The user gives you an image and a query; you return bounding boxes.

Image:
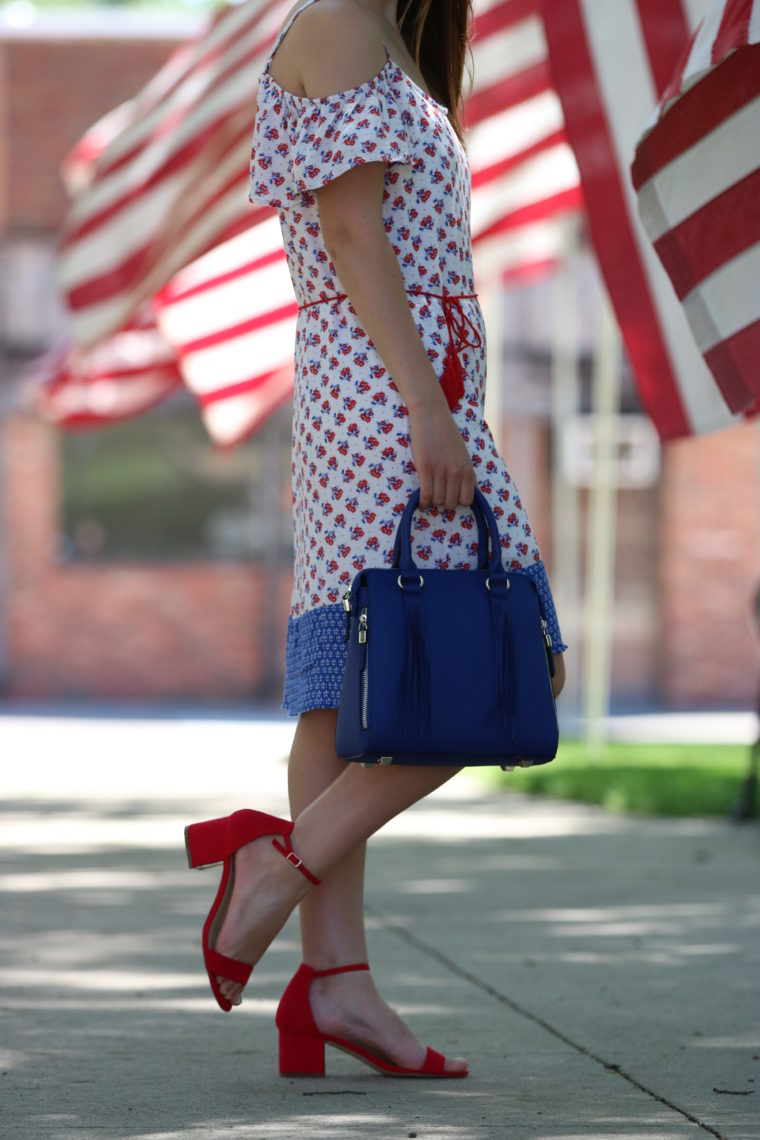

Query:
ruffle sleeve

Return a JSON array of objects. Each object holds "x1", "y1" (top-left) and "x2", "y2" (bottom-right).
[{"x1": 249, "y1": 66, "x2": 414, "y2": 209}]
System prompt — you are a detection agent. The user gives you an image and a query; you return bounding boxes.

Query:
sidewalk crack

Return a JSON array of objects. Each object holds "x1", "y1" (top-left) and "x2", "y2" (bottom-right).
[{"x1": 371, "y1": 908, "x2": 727, "y2": 1140}]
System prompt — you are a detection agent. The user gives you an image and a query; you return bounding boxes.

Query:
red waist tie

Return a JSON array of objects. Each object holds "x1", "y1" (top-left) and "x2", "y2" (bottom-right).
[{"x1": 298, "y1": 288, "x2": 482, "y2": 411}]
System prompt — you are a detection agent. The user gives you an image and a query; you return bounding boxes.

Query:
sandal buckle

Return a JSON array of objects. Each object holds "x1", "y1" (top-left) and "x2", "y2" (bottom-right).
[{"x1": 286, "y1": 850, "x2": 303, "y2": 870}]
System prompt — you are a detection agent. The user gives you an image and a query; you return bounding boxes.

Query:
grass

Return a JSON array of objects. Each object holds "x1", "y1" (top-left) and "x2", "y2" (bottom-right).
[{"x1": 482, "y1": 741, "x2": 757, "y2": 818}]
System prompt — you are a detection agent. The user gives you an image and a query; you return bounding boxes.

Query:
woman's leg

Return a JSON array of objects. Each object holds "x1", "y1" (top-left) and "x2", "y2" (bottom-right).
[
  {"x1": 213, "y1": 715, "x2": 460, "y2": 1008},
  {"x1": 552, "y1": 653, "x2": 566, "y2": 701},
  {"x1": 286, "y1": 710, "x2": 467, "y2": 1072},
  {"x1": 287, "y1": 710, "x2": 369, "y2": 969},
  {"x1": 215, "y1": 655, "x2": 566, "y2": 1008}
]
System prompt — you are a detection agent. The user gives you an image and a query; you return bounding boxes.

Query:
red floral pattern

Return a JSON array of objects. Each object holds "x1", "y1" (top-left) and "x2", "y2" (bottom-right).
[{"x1": 249, "y1": 4, "x2": 564, "y2": 712}]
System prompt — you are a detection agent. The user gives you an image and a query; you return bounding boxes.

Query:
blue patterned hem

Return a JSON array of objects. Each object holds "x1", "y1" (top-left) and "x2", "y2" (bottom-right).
[
  {"x1": 283, "y1": 562, "x2": 566, "y2": 716},
  {"x1": 522, "y1": 561, "x2": 567, "y2": 655},
  {"x1": 283, "y1": 605, "x2": 347, "y2": 716}
]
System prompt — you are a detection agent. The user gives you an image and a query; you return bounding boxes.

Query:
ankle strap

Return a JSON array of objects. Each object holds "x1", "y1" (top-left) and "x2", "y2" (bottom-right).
[
  {"x1": 271, "y1": 834, "x2": 321, "y2": 886},
  {"x1": 312, "y1": 962, "x2": 370, "y2": 978}
]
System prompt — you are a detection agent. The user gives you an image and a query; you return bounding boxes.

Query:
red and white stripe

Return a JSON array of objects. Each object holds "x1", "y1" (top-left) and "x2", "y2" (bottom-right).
[
  {"x1": 542, "y1": 0, "x2": 749, "y2": 440},
  {"x1": 469, "y1": 0, "x2": 583, "y2": 283},
  {"x1": 30, "y1": 307, "x2": 183, "y2": 428},
  {"x1": 153, "y1": 216, "x2": 297, "y2": 446},
  {"x1": 660, "y1": 0, "x2": 760, "y2": 105},
  {"x1": 44, "y1": 0, "x2": 583, "y2": 445},
  {"x1": 632, "y1": 0, "x2": 760, "y2": 421},
  {"x1": 55, "y1": 0, "x2": 293, "y2": 349}
]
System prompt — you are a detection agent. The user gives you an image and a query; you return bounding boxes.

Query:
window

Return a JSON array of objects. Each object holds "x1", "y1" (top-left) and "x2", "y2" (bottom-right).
[{"x1": 60, "y1": 394, "x2": 294, "y2": 564}]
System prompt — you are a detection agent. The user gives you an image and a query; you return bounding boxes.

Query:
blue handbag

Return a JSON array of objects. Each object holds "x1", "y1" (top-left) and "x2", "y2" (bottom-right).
[{"x1": 336, "y1": 487, "x2": 559, "y2": 766}]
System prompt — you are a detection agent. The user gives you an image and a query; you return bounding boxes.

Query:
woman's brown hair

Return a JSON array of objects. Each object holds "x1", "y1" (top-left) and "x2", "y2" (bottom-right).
[{"x1": 397, "y1": 0, "x2": 474, "y2": 142}]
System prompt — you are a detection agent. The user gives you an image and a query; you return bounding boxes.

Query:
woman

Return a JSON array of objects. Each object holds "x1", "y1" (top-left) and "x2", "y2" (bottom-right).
[{"x1": 185, "y1": 0, "x2": 566, "y2": 1078}]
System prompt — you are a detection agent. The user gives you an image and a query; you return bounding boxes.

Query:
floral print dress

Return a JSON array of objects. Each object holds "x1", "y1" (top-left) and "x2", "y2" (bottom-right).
[{"x1": 249, "y1": 0, "x2": 566, "y2": 715}]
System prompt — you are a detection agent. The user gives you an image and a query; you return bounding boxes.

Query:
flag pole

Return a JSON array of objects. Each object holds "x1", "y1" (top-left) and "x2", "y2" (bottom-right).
[
  {"x1": 0, "y1": 422, "x2": 7, "y2": 692},
  {"x1": 0, "y1": 342, "x2": 11, "y2": 692},
  {"x1": 584, "y1": 286, "x2": 621, "y2": 754},
  {"x1": 551, "y1": 214, "x2": 582, "y2": 720},
  {"x1": 482, "y1": 279, "x2": 503, "y2": 452}
]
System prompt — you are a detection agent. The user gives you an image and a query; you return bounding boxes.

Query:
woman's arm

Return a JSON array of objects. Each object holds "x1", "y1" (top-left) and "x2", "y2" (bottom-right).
[
  {"x1": 270, "y1": 1, "x2": 476, "y2": 510},
  {"x1": 316, "y1": 164, "x2": 475, "y2": 511}
]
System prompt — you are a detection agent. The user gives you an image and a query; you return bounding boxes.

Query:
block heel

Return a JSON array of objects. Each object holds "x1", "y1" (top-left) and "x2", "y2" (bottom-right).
[
  {"x1": 184, "y1": 816, "x2": 229, "y2": 869},
  {"x1": 275, "y1": 962, "x2": 468, "y2": 1078},
  {"x1": 279, "y1": 1029, "x2": 326, "y2": 1076},
  {"x1": 183, "y1": 809, "x2": 321, "y2": 1012}
]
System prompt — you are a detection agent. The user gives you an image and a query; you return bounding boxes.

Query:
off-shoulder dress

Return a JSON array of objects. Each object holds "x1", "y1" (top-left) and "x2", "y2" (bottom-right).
[{"x1": 248, "y1": 0, "x2": 566, "y2": 715}]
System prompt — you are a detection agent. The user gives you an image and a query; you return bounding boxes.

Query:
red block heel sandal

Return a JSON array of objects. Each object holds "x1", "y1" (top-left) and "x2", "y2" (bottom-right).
[
  {"x1": 184, "y1": 809, "x2": 320, "y2": 1012},
  {"x1": 275, "y1": 963, "x2": 468, "y2": 1078}
]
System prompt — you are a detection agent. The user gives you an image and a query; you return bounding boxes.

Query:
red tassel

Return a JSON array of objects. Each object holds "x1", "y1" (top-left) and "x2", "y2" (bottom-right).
[{"x1": 440, "y1": 344, "x2": 465, "y2": 411}]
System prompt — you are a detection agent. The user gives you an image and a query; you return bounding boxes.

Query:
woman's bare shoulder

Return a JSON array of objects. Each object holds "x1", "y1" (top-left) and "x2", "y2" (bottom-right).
[{"x1": 269, "y1": 0, "x2": 388, "y2": 99}]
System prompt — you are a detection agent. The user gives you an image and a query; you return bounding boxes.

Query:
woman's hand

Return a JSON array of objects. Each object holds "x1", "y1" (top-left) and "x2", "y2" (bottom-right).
[{"x1": 408, "y1": 397, "x2": 476, "y2": 510}]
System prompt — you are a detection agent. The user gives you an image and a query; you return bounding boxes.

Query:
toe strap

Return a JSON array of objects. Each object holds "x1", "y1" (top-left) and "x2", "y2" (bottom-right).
[
  {"x1": 206, "y1": 947, "x2": 253, "y2": 986},
  {"x1": 421, "y1": 1047, "x2": 447, "y2": 1075}
]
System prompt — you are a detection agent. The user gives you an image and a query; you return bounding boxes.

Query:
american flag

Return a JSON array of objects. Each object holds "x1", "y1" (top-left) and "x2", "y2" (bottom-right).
[
  {"x1": 632, "y1": 0, "x2": 760, "y2": 425},
  {"x1": 541, "y1": 0, "x2": 757, "y2": 440},
  {"x1": 36, "y1": 0, "x2": 582, "y2": 446}
]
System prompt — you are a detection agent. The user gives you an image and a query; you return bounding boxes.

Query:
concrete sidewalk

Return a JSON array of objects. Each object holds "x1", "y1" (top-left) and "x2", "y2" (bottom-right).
[{"x1": 1, "y1": 708, "x2": 758, "y2": 1139}]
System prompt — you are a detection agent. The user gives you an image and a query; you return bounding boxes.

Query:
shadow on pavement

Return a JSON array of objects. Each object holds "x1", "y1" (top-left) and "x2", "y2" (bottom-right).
[{"x1": 1, "y1": 785, "x2": 758, "y2": 1139}]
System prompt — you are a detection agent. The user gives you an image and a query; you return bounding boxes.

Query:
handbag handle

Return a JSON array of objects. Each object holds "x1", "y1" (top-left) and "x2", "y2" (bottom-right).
[
  {"x1": 393, "y1": 486, "x2": 507, "y2": 579},
  {"x1": 391, "y1": 487, "x2": 490, "y2": 571}
]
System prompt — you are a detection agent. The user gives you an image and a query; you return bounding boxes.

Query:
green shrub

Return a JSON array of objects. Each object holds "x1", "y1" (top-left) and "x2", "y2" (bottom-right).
[{"x1": 485, "y1": 741, "x2": 755, "y2": 817}]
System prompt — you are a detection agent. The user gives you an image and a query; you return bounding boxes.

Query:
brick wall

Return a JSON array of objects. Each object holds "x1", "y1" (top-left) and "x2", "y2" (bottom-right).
[
  {"x1": 6, "y1": 407, "x2": 757, "y2": 708},
  {"x1": 2, "y1": 411, "x2": 292, "y2": 700},
  {"x1": 0, "y1": 40, "x2": 7, "y2": 232},
  {"x1": 658, "y1": 421, "x2": 760, "y2": 708},
  {"x1": 0, "y1": 25, "x2": 297, "y2": 704},
  {"x1": 1, "y1": 34, "x2": 179, "y2": 233}
]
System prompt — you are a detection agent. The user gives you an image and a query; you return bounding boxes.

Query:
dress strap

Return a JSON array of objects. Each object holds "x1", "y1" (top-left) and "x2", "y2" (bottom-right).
[{"x1": 265, "y1": 0, "x2": 322, "y2": 73}]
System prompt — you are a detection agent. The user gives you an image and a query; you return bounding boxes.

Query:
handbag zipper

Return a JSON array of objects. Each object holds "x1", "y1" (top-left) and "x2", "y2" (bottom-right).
[
  {"x1": 342, "y1": 588, "x2": 352, "y2": 641},
  {"x1": 359, "y1": 607, "x2": 369, "y2": 729},
  {"x1": 541, "y1": 618, "x2": 556, "y2": 677},
  {"x1": 541, "y1": 618, "x2": 552, "y2": 650}
]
